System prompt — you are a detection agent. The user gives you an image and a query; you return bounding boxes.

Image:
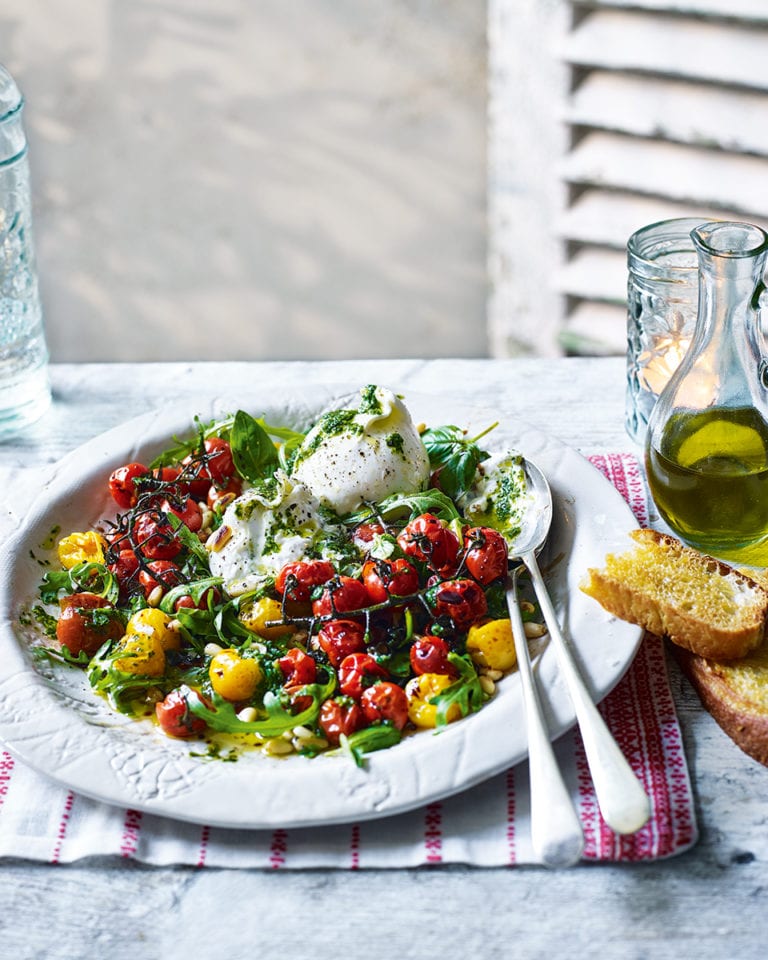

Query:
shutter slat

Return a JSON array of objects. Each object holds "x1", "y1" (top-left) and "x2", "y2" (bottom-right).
[
  {"x1": 563, "y1": 11, "x2": 768, "y2": 90},
  {"x1": 559, "y1": 302, "x2": 627, "y2": 357},
  {"x1": 568, "y1": 72, "x2": 768, "y2": 155},
  {"x1": 572, "y1": 0, "x2": 768, "y2": 22},
  {"x1": 558, "y1": 248, "x2": 626, "y2": 303},
  {"x1": 562, "y1": 132, "x2": 768, "y2": 216},
  {"x1": 558, "y1": 190, "x2": 768, "y2": 249}
]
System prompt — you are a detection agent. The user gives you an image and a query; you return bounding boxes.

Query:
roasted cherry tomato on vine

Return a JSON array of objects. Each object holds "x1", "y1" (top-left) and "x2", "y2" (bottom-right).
[
  {"x1": 155, "y1": 688, "x2": 207, "y2": 738},
  {"x1": 409, "y1": 634, "x2": 455, "y2": 676},
  {"x1": 108, "y1": 462, "x2": 148, "y2": 510},
  {"x1": 107, "y1": 547, "x2": 140, "y2": 589},
  {"x1": 362, "y1": 558, "x2": 419, "y2": 604},
  {"x1": 429, "y1": 578, "x2": 488, "y2": 630},
  {"x1": 317, "y1": 619, "x2": 366, "y2": 667},
  {"x1": 318, "y1": 697, "x2": 366, "y2": 746},
  {"x1": 133, "y1": 511, "x2": 182, "y2": 560},
  {"x1": 56, "y1": 592, "x2": 124, "y2": 658},
  {"x1": 275, "y1": 559, "x2": 336, "y2": 604},
  {"x1": 312, "y1": 576, "x2": 370, "y2": 618},
  {"x1": 397, "y1": 513, "x2": 460, "y2": 573},
  {"x1": 463, "y1": 527, "x2": 508, "y2": 585},
  {"x1": 360, "y1": 681, "x2": 409, "y2": 730},
  {"x1": 161, "y1": 495, "x2": 202, "y2": 533},
  {"x1": 338, "y1": 652, "x2": 389, "y2": 699},
  {"x1": 207, "y1": 477, "x2": 242, "y2": 511},
  {"x1": 182, "y1": 437, "x2": 236, "y2": 498},
  {"x1": 277, "y1": 647, "x2": 318, "y2": 686},
  {"x1": 138, "y1": 560, "x2": 184, "y2": 598}
]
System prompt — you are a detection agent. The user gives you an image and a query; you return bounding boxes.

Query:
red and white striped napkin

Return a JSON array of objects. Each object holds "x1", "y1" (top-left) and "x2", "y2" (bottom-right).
[{"x1": 0, "y1": 454, "x2": 697, "y2": 867}]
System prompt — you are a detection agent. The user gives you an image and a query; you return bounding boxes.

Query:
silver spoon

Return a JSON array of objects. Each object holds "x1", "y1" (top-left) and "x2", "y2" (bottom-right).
[{"x1": 507, "y1": 457, "x2": 651, "y2": 838}]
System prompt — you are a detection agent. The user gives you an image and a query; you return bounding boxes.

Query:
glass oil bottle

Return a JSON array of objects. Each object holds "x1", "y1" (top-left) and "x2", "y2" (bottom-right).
[{"x1": 645, "y1": 221, "x2": 768, "y2": 562}]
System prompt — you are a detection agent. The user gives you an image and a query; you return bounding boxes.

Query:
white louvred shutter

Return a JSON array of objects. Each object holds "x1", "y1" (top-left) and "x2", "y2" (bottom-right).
[{"x1": 488, "y1": 0, "x2": 768, "y2": 358}]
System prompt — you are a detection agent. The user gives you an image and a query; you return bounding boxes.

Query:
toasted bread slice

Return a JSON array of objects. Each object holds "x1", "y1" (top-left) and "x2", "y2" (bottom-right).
[
  {"x1": 580, "y1": 529, "x2": 768, "y2": 660},
  {"x1": 674, "y1": 642, "x2": 768, "y2": 767}
]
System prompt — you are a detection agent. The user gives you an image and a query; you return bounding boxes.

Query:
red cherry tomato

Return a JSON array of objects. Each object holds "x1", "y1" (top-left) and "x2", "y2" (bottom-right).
[
  {"x1": 317, "y1": 619, "x2": 367, "y2": 667},
  {"x1": 318, "y1": 697, "x2": 366, "y2": 746},
  {"x1": 161, "y1": 495, "x2": 202, "y2": 533},
  {"x1": 353, "y1": 522, "x2": 385, "y2": 545},
  {"x1": 207, "y1": 477, "x2": 242, "y2": 510},
  {"x1": 312, "y1": 576, "x2": 370, "y2": 618},
  {"x1": 108, "y1": 462, "x2": 148, "y2": 510},
  {"x1": 409, "y1": 635, "x2": 455, "y2": 676},
  {"x1": 182, "y1": 437, "x2": 236, "y2": 499},
  {"x1": 338, "y1": 652, "x2": 389, "y2": 699},
  {"x1": 56, "y1": 592, "x2": 123, "y2": 658},
  {"x1": 275, "y1": 560, "x2": 336, "y2": 604},
  {"x1": 174, "y1": 586, "x2": 221, "y2": 611},
  {"x1": 108, "y1": 547, "x2": 140, "y2": 587},
  {"x1": 397, "y1": 513, "x2": 460, "y2": 573},
  {"x1": 463, "y1": 527, "x2": 508, "y2": 585},
  {"x1": 138, "y1": 560, "x2": 184, "y2": 598},
  {"x1": 133, "y1": 511, "x2": 182, "y2": 560},
  {"x1": 155, "y1": 688, "x2": 207, "y2": 738},
  {"x1": 430, "y1": 579, "x2": 488, "y2": 630},
  {"x1": 361, "y1": 682, "x2": 409, "y2": 730},
  {"x1": 277, "y1": 648, "x2": 318, "y2": 686},
  {"x1": 362, "y1": 558, "x2": 419, "y2": 604}
]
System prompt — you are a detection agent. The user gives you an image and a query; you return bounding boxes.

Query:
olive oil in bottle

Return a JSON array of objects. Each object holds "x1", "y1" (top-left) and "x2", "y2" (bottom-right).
[
  {"x1": 646, "y1": 406, "x2": 768, "y2": 558},
  {"x1": 643, "y1": 220, "x2": 768, "y2": 562}
]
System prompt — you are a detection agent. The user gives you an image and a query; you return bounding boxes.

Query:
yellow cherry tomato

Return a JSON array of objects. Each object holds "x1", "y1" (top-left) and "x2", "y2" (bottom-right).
[
  {"x1": 209, "y1": 649, "x2": 263, "y2": 701},
  {"x1": 466, "y1": 618, "x2": 517, "y2": 672},
  {"x1": 57, "y1": 531, "x2": 106, "y2": 569},
  {"x1": 405, "y1": 672, "x2": 462, "y2": 728},
  {"x1": 125, "y1": 607, "x2": 180, "y2": 652},
  {"x1": 114, "y1": 632, "x2": 166, "y2": 677},
  {"x1": 239, "y1": 596, "x2": 292, "y2": 640}
]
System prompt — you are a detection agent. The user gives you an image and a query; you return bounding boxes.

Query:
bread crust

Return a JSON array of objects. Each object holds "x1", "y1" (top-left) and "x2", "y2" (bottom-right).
[
  {"x1": 674, "y1": 646, "x2": 768, "y2": 767},
  {"x1": 581, "y1": 529, "x2": 768, "y2": 660}
]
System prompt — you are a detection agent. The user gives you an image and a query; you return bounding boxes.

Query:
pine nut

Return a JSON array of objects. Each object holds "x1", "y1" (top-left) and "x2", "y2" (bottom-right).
[
  {"x1": 204, "y1": 642, "x2": 224, "y2": 657},
  {"x1": 482, "y1": 667, "x2": 503, "y2": 681},
  {"x1": 147, "y1": 585, "x2": 164, "y2": 608},
  {"x1": 205, "y1": 525, "x2": 232, "y2": 552},
  {"x1": 292, "y1": 725, "x2": 314, "y2": 740},
  {"x1": 167, "y1": 619, "x2": 182, "y2": 633},
  {"x1": 237, "y1": 706, "x2": 258, "y2": 723},
  {"x1": 524, "y1": 621, "x2": 547, "y2": 639},
  {"x1": 262, "y1": 738, "x2": 294, "y2": 757},
  {"x1": 294, "y1": 735, "x2": 328, "y2": 752},
  {"x1": 520, "y1": 600, "x2": 535, "y2": 614},
  {"x1": 479, "y1": 676, "x2": 496, "y2": 696}
]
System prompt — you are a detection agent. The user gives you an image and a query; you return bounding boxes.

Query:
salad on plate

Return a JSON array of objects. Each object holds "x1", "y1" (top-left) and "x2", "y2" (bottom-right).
[{"x1": 29, "y1": 385, "x2": 540, "y2": 765}]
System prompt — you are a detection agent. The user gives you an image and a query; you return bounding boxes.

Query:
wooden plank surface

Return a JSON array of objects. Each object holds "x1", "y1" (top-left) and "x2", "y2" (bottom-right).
[{"x1": 1, "y1": 358, "x2": 767, "y2": 960}]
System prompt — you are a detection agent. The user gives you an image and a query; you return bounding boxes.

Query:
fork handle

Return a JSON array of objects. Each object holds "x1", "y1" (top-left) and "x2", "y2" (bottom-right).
[
  {"x1": 507, "y1": 575, "x2": 584, "y2": 867},
  {"x1": 524, "y1": 551, "x2": 652, "y2": 835}
]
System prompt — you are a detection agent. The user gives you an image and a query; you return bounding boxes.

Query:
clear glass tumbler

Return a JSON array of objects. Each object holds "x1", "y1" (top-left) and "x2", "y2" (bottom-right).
[
  {"x1": 625, "y1": 218, "x2": 701, "y2": 445},
  {"x1": 0, "y1": 63, "x2": 50, "y2": 437}
]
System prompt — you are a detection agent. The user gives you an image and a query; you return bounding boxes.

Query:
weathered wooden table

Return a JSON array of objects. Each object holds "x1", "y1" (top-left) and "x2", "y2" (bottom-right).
[{"x1": 1, "y1": 358, "x2": 765, "y2": 960}]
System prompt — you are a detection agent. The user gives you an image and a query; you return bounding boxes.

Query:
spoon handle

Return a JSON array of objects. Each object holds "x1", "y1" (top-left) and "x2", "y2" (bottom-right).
[
  {"x1": 507, "y1": 570, "x2": 584, "y2": 867},
  {"x1": 523, "y1": 551, "x2": 652, "y2": 836}
]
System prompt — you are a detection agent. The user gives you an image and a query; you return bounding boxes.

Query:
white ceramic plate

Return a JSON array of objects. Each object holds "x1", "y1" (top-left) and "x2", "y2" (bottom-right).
[{"x1": 0, "y1": 386, "x2": 642, "y2": 829}]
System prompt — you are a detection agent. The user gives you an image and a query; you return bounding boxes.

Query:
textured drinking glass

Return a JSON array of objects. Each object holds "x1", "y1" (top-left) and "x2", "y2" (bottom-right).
[
  {"x1": 0, "y1": 63, "x2": 50, "y2": 437},
  {"x1": 625, "y1": 218, "x2": 701, "y2": 445}
]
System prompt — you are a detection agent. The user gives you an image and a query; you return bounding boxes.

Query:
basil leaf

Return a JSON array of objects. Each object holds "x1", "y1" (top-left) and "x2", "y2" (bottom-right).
[
  {"x1": 421, "y1": 424, "x2": 495, "y2": 500},
  {"x1": 230, "y1": 410, "x2": 280, "y2": 483}
]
